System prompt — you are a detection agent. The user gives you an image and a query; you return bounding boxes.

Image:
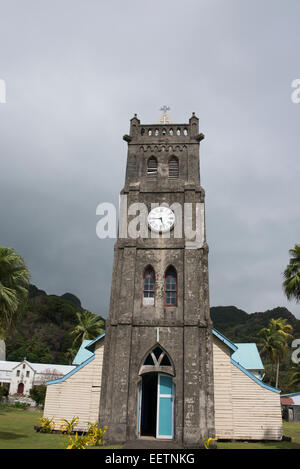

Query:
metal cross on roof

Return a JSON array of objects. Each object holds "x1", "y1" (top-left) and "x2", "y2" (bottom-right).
[
  {"x1": 160, "y1": 105, "x2": 170, "y2": 113},
  {"x1": 158, "y1": 105, "x2": 172, "y2": 124}
]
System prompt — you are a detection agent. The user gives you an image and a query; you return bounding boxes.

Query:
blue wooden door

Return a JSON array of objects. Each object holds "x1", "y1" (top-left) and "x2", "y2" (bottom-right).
[
  {"x1": 137, "y1": 381, "x2": 142, "y2": 437},
  {"x1": 157, "y1": 374, "x2": 174, "y2": 439}
]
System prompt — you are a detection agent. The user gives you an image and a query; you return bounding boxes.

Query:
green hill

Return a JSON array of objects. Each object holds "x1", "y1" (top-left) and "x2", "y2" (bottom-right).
[
  {"x1": 6, "y1": 285, "x2": 105, "y2": 365},
  {"x1": 211, "y1": 305, "x2": 300, "y2": 342}
]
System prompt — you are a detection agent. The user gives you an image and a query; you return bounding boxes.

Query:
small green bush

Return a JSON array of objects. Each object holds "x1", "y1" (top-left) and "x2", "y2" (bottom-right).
[
  {"x1": 29, "y1": 385, "x2": 47, "y2": 407},
  {"x1": 13, "y1": 402, "x2": 30, "y2": 409},
  {"x1": 66, "y1": 432, "x2": 90, "y2": 449},
  {"x1": 60, "y1": 416, "x2": 79, "y2": 434},
  {"x1": 39, "y1": 416, "x2": 55, "y2": 433}
]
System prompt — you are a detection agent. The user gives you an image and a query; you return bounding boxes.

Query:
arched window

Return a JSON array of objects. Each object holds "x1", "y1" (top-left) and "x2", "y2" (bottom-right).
[
  {"x1": 139, "y1": 346, "x2": 174, "y2": 375},
  {"x1": 168, "y1": 157, "x2": 179, "y2": 179},
  {"x1": 143, "y1": 267, "x2": 155, "y2": 305},
  {"x1": 165, "y1": 266, "x2": 177, "y2": 306},
  {"x1": 147, "y1": 157, "x2": 158, "y2": 178},
  {"x1": 143, "y1": 347, "x2": 171, "y2": 367}
]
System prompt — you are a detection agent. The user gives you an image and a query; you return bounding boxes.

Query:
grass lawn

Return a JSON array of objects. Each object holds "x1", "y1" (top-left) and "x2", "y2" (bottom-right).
[
  {"x1": 0, "y1": 407, "x2": 65, "y2": 449},
  {"x1": 0, "y1": 407, "x2": 300, "y2": 449},
  {"x1": 0, "y1": 406, "x2": 121, "y2": 449}
]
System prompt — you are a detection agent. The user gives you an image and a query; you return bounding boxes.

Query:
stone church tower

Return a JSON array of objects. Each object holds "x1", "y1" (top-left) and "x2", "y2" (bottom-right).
[{"x1": 99, "y1": 111, "x2": 215, "y2": 447}]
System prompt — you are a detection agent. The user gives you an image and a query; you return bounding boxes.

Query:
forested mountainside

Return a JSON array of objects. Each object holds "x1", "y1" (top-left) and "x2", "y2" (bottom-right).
[{"x1": 6, "y1": 285, "x2": 105, "y2": 365}]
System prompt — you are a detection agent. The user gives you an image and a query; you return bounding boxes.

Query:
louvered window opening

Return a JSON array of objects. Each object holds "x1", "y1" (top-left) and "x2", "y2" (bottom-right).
[
  {"x1": 147, "y1": 158, "x2": 158, "y2": 178},
  {"x1": 169, "y1": 158, "x2": 179, "y2": 179}
]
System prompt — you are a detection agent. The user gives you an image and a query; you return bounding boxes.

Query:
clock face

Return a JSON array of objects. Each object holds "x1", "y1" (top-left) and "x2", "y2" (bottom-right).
[{"x1": 148, "y1": 206, "x2": 175, "y2": 233}]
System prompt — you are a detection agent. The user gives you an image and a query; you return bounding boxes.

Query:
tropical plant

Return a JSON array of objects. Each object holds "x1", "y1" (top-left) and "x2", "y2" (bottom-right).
[
  {"x1": 289, "y1": 362, "x2": 300, "y2": 387},
  {"x1": 203, "y1": 436, "x2": 218, "y2": 449},
  {"x1": 60, "y1": 416, "x2": 79, "y2": 434},
  {"x1": 70, "y1": 310, "x2": 104, "y2": 347},
  {"x1": 86, "y1": 422, "x2": 107, "y2": 446},
  {"x1": 258, "y1": 318, "x2": 293, "y2": 388},
  {"x1": 39, "y1": 416, "x2": 54, "y2": 433},
  {"x1": 269, "y1": 318, "x2": 293, "y2": 340},
  {"x1": 283, "y1": 244, "x2": 300, "y2": 303},
  {"x1": 65, "y1": 432, "x2": 90, "y2": 449},
  {"x1": 66, "y1": 347, "x2": 77, "y2": 364},
  {"x1": 0, "y1": 247, "x2": 30, "y2": 337}
]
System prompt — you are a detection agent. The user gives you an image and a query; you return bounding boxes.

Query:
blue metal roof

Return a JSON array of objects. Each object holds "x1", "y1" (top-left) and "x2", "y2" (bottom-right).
[
  {"x1": 72, "y1": 340, "x2": 94, "y2": 365},
  {"x1": 231, "y1": 358, "x2": 279, "y2": 394},
  {"x1": 85, "y1": 333, "x2": 105, "y2": 351},
  {"x1": 47, "y1": 354, "x2": 95, "y2": 385},
  {"x1": 212, "y1": 328, "x2": 238, "y2": 352},
  {"x1": 47, "y1": 334, "x2": 106, "y2": 386},
  {"x1": 231, "y1": 343, "x2": 264, "y2": 371}
]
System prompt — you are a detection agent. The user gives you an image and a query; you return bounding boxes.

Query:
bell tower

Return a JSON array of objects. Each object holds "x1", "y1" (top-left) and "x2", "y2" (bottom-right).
[{"x1": 99, "y1": 111, "x2": 215, "y2": 447}]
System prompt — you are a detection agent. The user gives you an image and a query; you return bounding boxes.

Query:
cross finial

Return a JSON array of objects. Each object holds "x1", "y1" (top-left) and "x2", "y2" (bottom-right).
[
  {"x1": 160, "y1": 105, "x2": 170, "y2": 113},
  {"x1": 158, "y1": 105, "x2": 172, "y2": 124}
]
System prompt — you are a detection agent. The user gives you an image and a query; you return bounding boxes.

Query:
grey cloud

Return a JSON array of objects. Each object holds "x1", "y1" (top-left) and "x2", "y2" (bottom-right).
[{"x1": 0, "y1": 0, "x2": 300, "y2": 318}]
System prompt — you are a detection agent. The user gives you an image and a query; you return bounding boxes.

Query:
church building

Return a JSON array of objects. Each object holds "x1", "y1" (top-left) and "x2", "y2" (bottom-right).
[{"x1": 43, "y1": 112, "x2": 283, "y2": 446}]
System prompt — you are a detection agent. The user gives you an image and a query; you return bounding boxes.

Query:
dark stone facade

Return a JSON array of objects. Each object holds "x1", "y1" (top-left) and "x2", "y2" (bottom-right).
[{"x1": 99, "y1": 114, "x2": 216, "y2": 447}]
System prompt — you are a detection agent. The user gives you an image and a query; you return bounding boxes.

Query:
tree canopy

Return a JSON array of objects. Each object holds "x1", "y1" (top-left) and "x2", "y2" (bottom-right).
[{"x1": 0, "y1": 246, "x2": 30, "y2": 338}]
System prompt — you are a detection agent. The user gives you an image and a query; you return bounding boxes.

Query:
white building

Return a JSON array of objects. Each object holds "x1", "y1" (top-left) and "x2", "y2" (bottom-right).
[{"x1": 0, "y1": 359, "x2": 75, "y2": 396}]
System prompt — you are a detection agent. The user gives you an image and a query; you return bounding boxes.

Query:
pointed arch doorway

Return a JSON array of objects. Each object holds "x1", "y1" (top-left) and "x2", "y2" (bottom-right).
[{"x1": 137, "y1": 347, "x2": 174, "y2": 439}]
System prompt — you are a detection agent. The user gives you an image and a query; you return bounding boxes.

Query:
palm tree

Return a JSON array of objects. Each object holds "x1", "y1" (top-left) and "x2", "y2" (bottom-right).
[
  {"x1": 283, "y1": 244, "x2": 300, "y2": 302},
  {"x1": 290, "y1": 363, "x2": 300, "y2": 388},
  {"x1": 0, "y1": 246, "x2": 30, "y2": 338},
  {"x1": 66, "y1": 347, "x2": 77, "y2": 365},
  {"x1": 258, "y1": 318, "x2": 293, "y2": 388},
  {"x1": 269, "y1": 318, "x2": 293, "y2": 388},
  {"x1": 71, "y1": 310, "x2": 105, "y2": 347},
  {"x1": 258, "y1": 328, "x2": 284, "y2": 386}
]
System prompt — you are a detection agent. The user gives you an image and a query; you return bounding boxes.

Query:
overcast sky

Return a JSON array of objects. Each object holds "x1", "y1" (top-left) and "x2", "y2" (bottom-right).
[{"x1": 0, "y1": 0, "x2": 300, "y2": 319}]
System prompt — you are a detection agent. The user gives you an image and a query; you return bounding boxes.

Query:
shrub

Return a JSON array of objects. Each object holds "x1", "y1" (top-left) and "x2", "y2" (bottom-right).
[
  {"x1": 203, "y1": 436, "x2": 218, "y2": 449},
  {"x1": 66, "y1": 433, "x2": 90, "y2": 450},
  {"x1": 60, "y1": 416, "x2": 79, "y2": 434},
  {"x1": 13, "y1": 401, "x2": 30, "y2": 409},
  {"x1": 86, "y1": 422, "x2": 107, "y2": 446},
  {"x1": 29, "y1": 385, "x2": 47, "y2": 407},
  {"x1": 39, "y1": 416, "x2": 54, "y2": 433}
]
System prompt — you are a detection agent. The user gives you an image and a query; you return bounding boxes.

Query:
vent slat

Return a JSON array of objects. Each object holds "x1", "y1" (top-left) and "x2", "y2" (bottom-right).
[
  {"x1": 147, "y1": 157, "x2": 158, "y2": 178},
  {"x1": 169, "y1": 157, "x2": 179, "y2": 178}
]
